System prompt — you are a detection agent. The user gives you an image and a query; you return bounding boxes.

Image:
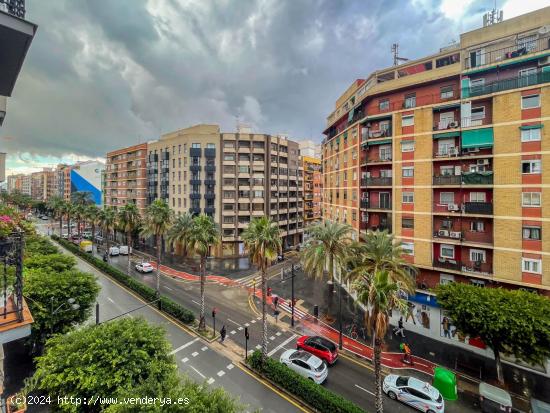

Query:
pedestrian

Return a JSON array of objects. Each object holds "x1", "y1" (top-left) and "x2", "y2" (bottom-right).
[
  {"x1": 220, "y1": 325, "x2": 226, "y2": 343},
  {"x1": 441, "y1": 316, "x2": 451, "y2": 339},
  {"x1": 267, "y1": 287, "x2": 272, "y2": 297},
  {"x1": 405, "y1": 302, "x2": 417, "y2": 325},
  {"x1": 400, "y1": 342, "x2": 413, "y2": 365},
  {"x1": 274, "y1": 309, "x2": 280, "y2": 323},
  {"x1": 393, "y1": 316, "x2": 405, "y2": 337},
  {"x1": 273, "y1": 295, "x2": 279, "y2": 309}
]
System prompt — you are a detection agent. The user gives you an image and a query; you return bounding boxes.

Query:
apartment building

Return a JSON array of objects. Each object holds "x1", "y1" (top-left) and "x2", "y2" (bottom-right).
[
  {"x1": 6, "y1": 173, "x2": 23, "y2": 193},
  {"x1": 322, "y1": 7, "x2": 550, "y2": 299},
  {"x1": 146, "y1": 124, "x2": 304, "y2": 257},
  {"x1": 20, "y1": 174, "x2": 31, "y2": 196},
  {"x1": 303, "y1": 156, "x2": 322, "y2": 224},
  {"x1": 104, "y1": 143, "x2": 147, "y2": 213}
]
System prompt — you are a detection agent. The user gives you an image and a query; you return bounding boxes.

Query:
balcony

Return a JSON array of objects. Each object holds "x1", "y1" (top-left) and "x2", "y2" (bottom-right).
[
  {"x1": 464, "y1": 70, "x2": 550, "y2": 98},
  {"x1": 434, "y1": 229, "x2": 462, "y2": 241},
  {"x1": 366, "y1": 177, "x2": 392, "y2": 186},
  {"x1": 190, "y1": 148, "x2": 202, "y2": 157},
  {"x1": 463, "y1": 202, "x2": 492, "y2": 215},
  {"x1": 433, "y1": 258, "x2": 461, "y2": 271},
  {"x1": 367, "y1": 128, "x2": 392, "y2": 139},
  {"x1": 360, "y1": 199, "x2": 368, "y2": 209},
  {"x1": 190, "y1": 165, "x2": 201, "y2": 172},
  {"x1": 462, "y1": 172, "x2": 493, "y2": 185},
  {"x1": 204, "y1": 193, "x2": 215, "y2": 200},
  {"x1": 433, "y1": 119, "x2": 460, "y2": 131},
  {"x1": 204, "y1": 179, "x2": 216, "y2": 186},
  {"x1": 190, "y1": 193, "x2": 201, "y2": 200},
  {"x1": 204, "y1": 148, "x2": 216, "y2": 158},
  {"x1": 190, "y1": 179, "x2": 201, "y2": 185},
  {"x1": 204, "y1": 207, "x2": 215, "y2": 215},
  {"x1": 367, "y1": 200, "x2": 391, "y2": 210},
  {"x1": 205, "y1": 164, "x2": 216, "y2": 173},
  {"x1": 462, "y1": 260, "x2": 493, "y2": 275},
  {"x1": 433, "y1": 175, "x2": 461, "y2": 185},
  {"x1": 189, "y1": 207, "x2": 201, "y2": 215}
]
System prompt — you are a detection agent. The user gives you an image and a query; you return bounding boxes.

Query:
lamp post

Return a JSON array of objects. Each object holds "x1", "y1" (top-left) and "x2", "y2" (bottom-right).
[
  {"x1": 50, "y1": 297, "x2": 80, "y2": 335},
  {"x1": 338, "y1": 279, "x2": 343, "y2": 350}
]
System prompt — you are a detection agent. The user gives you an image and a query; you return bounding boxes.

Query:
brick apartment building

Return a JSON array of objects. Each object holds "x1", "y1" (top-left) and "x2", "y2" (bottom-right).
[{"x1": 302, "y1": 156, "x2": 322, "y2": 224}]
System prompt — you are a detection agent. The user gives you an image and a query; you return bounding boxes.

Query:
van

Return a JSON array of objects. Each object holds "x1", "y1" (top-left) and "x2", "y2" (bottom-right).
[
  {"x1": 79, "y1": 240, "x2": 93, "y2": 253},
  {"x1": 109, "y1": 246, "x2": 120, "y2": 256},
  {"x1": 119, "y1": 245, "x2": 130, "y2": 255}
]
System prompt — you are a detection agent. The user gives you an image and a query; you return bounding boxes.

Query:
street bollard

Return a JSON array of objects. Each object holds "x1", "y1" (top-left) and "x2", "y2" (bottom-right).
[
  {"x1": 313, "y1": 305, "x2": 319, "y2": 323},
  {"x1": 95, "y1": 302, "x2": 99, "y2": 325}
]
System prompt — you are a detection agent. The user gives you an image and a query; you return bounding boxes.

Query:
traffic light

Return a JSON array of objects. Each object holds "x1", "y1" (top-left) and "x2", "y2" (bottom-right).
[
  {"x1": 244, "y1": 327, "x2": 249, "y2": 340},
  {"x1": 212, "y1": 308, "x2": 216, "y2": 318}
]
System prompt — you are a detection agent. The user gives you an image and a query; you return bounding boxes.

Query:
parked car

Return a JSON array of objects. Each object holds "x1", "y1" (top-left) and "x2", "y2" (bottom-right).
[
  {"x1": 296, "y1": 335, "x2": 338, "y2": 365},
  {"x1": 71, "y1": 237, "x2": 82, "y2": 245},
  {"x1": 135, "y1": 262, "x2": 153, "y2": 273},
  {"x1": 279, "y1": 349, "x2": 328, "y2": 384},
  {"x1": 109, "y1": 246, "x2": 120, "y2": 256},
  {"x1": 40, "y1": 215, "x2": 49, "y2": 220},
  {"x1": 82, "y1": 231, "x2": 92, "y2": 239},
  {"x1": 94, "y1": 235, "x2": 103, "y2": 243},
  {"x1": 383, "y1": 375, "x2": 444, "y2": 413},
  {"x1": 119, "y1": 245, "x2": 130, "y2": 255},
  {"x1": 79, "y1": 240, "x2": 93, "y2": 253}
]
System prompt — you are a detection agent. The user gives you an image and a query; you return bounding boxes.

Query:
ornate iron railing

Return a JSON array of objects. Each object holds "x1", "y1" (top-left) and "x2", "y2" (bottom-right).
[
  {"x1": 1, "y1": 231, "x2": 24, "y2": 325},
  {"x1": 0, "y1": 0, "x2": 25, "y2": 19}
]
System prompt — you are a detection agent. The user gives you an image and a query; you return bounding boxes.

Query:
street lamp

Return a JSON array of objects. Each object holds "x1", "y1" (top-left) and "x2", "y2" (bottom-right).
[{"x1": 50, "y1": 297, "x2": 80, "y2": 334}]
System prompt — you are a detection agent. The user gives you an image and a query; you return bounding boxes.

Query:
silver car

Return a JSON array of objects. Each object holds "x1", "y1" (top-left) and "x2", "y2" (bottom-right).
[
  {"x1": 279, "y1": 349, "x2": 328, "y2": 384},
  {"x1": 383, "y1": 374, "x2": 444, "y2": 413}
]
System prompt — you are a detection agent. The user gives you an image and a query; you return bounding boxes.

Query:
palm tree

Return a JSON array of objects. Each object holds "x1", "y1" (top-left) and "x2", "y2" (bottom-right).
[
  {"x1": 140, "y1": 200, "x2": 172, "y2": 293},
  {"x1": 166, "y1": 212, "x2": 194, "y2": 259},
  {"x1": 118, "y1": 202, "x2": 142, "y2": 274},
  {"x1": 300, "y1": 221, "x2": 353, "y2": 319},
  {"x1": 185, "y1": 214, "x2": 220, "y2": 331},
  {"x1": 100, "y1": 206, "x2": 117, "y2": 260},
  {"x1": 47, "y1": 196, "x2": 65, "y2": 237},
  {"x1": 353, "y1": 270, "x2": 407, "y2": 413},
  {"x1": 85, "y1": 204, "x2": 101, "y2": 251},
  {"x1": 242, "y1": 217, "x2": 281, "y2": 360},
  {"x1": 73, "y1": 204, "x2": 86, "y2": 237},
  {"x1": 71, "y1": 191, "x2": 93, "y2": 206},
  {"x1": 63, "y1": 203, "x2": 75, "y2": 237}
]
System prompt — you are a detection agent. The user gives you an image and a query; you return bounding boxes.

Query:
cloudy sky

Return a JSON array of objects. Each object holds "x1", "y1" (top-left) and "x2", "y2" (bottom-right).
[{"x1": 2, "y1": 0, "x2": 547, "y2": 174}]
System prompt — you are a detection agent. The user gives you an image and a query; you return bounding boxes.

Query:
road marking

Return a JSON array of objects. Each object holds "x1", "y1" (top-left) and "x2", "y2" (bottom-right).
[
  {"x1": 355, "y1": 384, "x2": 375, "y2": 396},
  {"x1": 201, "y1": 346, "x2": 208, "y2": 351},
  {"x1": 276, "y1": 332, "x2": 281, "y2": 336},
  {"x1": 267, "y1": 334, "x2": 297, "y2": 357},
  {"x1": 181, "y1": 357, "x2": 189, "y2": 363},
  {"x1": 256, "y1": 316, "x2": 261, "y2": 320},
  {"x1": 192, "y1": 300, "x2": 200, "y2": 306},
  {"x1": 250, "y1": 320, "x2": 256, "y2": 324},
  {"x1": 207, "y1": 378, "x2": 215, "y2": 385},
  {"x1": 269, "y1": 336, "x2": 276, "y2": 341},
  {"x1": 227, "y1": 363, "x2": 234, "y2": 370},
  {"x1": 169, "y1": 338, "x2": 199, "y2": 355},
  {"x1": 190, "y1": 366, "x2": 205, "y2": 379},
  {"x1": 163, "y1": 286, "x2": 173, "y2": 291},
  {"x1": 230, "y1": 330, "x2": 236, "y2": 335},
  {"x1": 244, "y1": 323, "x2": 250, "y2": 327},
  {"x1": 255, "y1": 345, "x2": 262, "y2": 349},
  {"x1": 191, "y1": 351, "x2": 199, "y2": 357},
  {"x1": 227, "y1": 318, "x2": 242, "y2": 327},
  {"x1": 107, "y1": 297, "x2": 115, "y2": 304},
  {"x1": 217, "y1": 370, "x2": 225, "y2": 377}
]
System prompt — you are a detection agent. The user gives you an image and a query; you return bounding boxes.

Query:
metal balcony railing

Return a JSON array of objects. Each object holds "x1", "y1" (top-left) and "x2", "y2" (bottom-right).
[
  {"x1": 0, "y1": 0, "x2": 26, "y2": 18},
  {"x1": 433, "y1": 258, "x2": 461, "y2": 271},
  {"x1": 367, "y1": 200, "x2": 392, "y2": 210},
  {"x1": 366, "y1": 177, "x2": 392, "y2": 186},
  {"x1": 0, "y1": 233, "x2": 24, "y2": 327},
  {"x1": 463, "y1": 202, "x2": 493, "y2": 215},
  {"x1": 433, "y1": 175, "x2": 461, "y2": 185},
  {"x1": 465, "y1": 70, "x2": 550, "y2": 98}
]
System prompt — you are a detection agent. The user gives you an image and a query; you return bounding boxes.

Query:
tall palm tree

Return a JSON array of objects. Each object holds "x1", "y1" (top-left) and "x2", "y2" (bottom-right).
[
  {"x1": 140, "y1": 200, "x2": 172, "y2": 293},
  {"x1": 47, "y1": 196, "x2": 65, "y2": 237},
  {"x1": 63, "y1": 203, "x2": 75, "y2": 237},
  {"x1": 71, "y1": 191, "x2": 93, "y2": 206},
  {"x1": 73, "y1": 204, "x2": 86, "y2": 237},
  {"x1": 100, "y1": 206, "x2": 117, "y2": 260},
  {"x1": 353, "y1": 270, "x2": 407, "y2": 413},
  {"x1": 300, "y1": 221, "x2": 353, "y2": 319},
  {"x1": 166, "y1": 212, "x2": 194, "y2": 258},
  {"x1": 118, "y1": 202, "x2": 142, "y2": 274},
  {"x1": 85, "y1": 204, "x2": 101, "y2": 251},
  {"x1": 185, "y1": 214, "x2": 220, "y2": 331},
  {"x1": 242, "y1": 217, "x2": 281, "y2": 360}
]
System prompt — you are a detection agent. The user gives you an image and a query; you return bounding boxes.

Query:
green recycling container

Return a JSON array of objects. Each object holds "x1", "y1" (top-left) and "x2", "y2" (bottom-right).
[{"x1": 433, "y1": 367, "x2": 458, "y2": 401}]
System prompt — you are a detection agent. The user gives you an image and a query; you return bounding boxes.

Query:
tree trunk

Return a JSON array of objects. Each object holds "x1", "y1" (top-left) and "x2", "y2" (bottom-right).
[
  {"x1": 59, "y1": 215, "x2": 63, "y2": 237},
  {"x1": 156, "y1": 234, "x2": 161, "y2": 293},
  {"x1": 127, "y1": 231, "x2": 132, "y2": 275},
  {"x1": 374, "y1": 335, "x2": 384, "y2": 413},
  {"x1": 494, "y1": 348, "x2": 504, "y2": 385},
  {"x1": 199, "y1": 255, "x2": 206, "y2": 331},
  {"x1": 261, "y1": 263, "x2": 268, "y2": 361},
  {"x1": 91, "y1": 223, "x2": 96, "y2": 253},
  {"x1": 325, "y1": 254, "x2": 335, "y2": 318}
]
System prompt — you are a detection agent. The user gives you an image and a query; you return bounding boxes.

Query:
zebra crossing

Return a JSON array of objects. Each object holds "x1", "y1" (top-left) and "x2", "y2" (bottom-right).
[{"x1": 237, "y1": 273, "x2": 261, "y2": 288}]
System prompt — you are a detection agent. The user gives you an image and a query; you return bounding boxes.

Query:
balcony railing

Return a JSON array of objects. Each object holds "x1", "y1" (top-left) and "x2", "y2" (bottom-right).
[
  {"x1": 433, "y1": 119, "x2": 460, "y2": 131},
  {"x1": 367, "y1": 200, "x2": 392, "y2": 210},
  {"x1": 0, "y1": 0, "x2": 25, "y2": 18},
  {"x1": 433, "y1": 258, "x2": 461, "y2": 271},
  {"x1": 463, "y1": 202, "x2": 493, "y2": 215},
  {"x1": 462, "y1": 172, "x2": 493, "y2": 185},
  {"x1": 464, "y1": 35, "x2": 550, "y2": 69},
  {"x1": 0, "y1": 233, "x2": 24, "y2": 327},
  {"x1": 465, "y1": 70, "x2": 550, "y2": 98},
  {"x1": 366, "y1": 177, "x2": 392, "y2": 186},
  {"x1": 360, "y1": 199, "x2": 368, "y2": 209},
  {"x1": 461, "y1": 116, "x2": 490, "y2": 128},
  {"x1": 433, "y1": 175, "x2": 461, "y2": 185}
]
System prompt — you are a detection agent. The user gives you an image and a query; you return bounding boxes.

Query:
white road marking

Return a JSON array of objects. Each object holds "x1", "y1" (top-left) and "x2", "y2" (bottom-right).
[
  {"x1": 201, "y1": 346, "x2": 208, "y2": 351},
  {"x1": 250, "y1": 320, "x2": 256, "y2": 324},
  {"x1": 355, "y1": 384, "x2": 375, "y2": 396},
  {"x1": 181, "y1": 357, "x2": 189, "y2": 363},
  {"x1": 207, "y1": 378, "x2": 215, "y2": 385},
  {"x1": 227, "y1": 363, "x2": 234, "y2": 370},
  {"x1": 227, "y1": 318, "x2": 242, "y2": 327},
  {"x1": 190, "y1": 366, "x2": 205, "y2": 379},
  {"x1": 169, "y1": 338, "x2": 199, "y2": 355},
  {"x1": 217, "y1": 370, "x2": 225, "y2": 377},
  {"x1": 191, "y1": 300, "x2": 200, "y2": 306},
  {"x1": 256, "y1": 316, "x2": 261, "y2": 320},
  {"x1": 191, "y1": 351, "x2": 199, "y2": 357},
  {"x1": 230, "y1": 330, "x2": 236, "y2": 335},
  {"x1": 269, "y1": 336, "x2": 276, "y2": 341},
  {"x1": 255, "y1": 344, "x2": 262, "y2": 349},
  {"x1": 238, "y1": 326, "x2": 243, "y2": 331},
  {"x1": 163, "y1": 286, "x2": 173, "y2": 291},
  {"x1": 275, "y1": 332, "x2": 282, "y2": 336},
  {"x1": 244, "y1": 323, "x2": 250, "y2": 327},
  {"x1": 107, "y1": 297, "x2": 115, "y2": 304},
  {"x1": 267, "y1": 334, "x2": 297, "y2": 357}
]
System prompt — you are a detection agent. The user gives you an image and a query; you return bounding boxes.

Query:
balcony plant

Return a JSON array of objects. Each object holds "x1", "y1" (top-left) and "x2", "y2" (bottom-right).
[{"x1": 7, "y1": 390, "x2": 26, "y2": 413}]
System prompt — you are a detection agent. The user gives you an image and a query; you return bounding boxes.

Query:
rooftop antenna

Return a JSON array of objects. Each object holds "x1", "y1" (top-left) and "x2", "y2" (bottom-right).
[
  {"x1": 392, "y1": 43, "x2": 409, "y2": 66},
  {"x1": 483, "y1": 1, "x2": 503, "y2": 27}
]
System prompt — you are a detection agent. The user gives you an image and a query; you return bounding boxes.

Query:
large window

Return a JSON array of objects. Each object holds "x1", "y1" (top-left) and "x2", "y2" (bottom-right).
[
  {"x1": 379, "y1": 145, "x2": 392, "y2": 161},
  {"x1": 379, "y1": 99, "x2": 390, "y2": 111},
  {"x1": 440, "y1": 192, "x2": 455, "y2": 205},
  {"x1": 224, "y1": 153, "x2": 235, "y2": 161},
  {"x1": 402, "y1": 217, "x2": 414, "y2": 229},
  {"x1": 402, "y1": 192, "x2": 414, "y2": 203},
  {"x1": 470, "y1": 221, "x2": 485, "y2": 232},
  {"x1": 521, "y1": 94, "x2": 540, "y2": 110},
  {"x1": 401, "y1": 242, "x2": 414, "y2": 256},
  {"x1": 440, "y1": 86, "x2": 454, "y2": 99},
  {"x1": 522, "y1": 192, "x2": 541, "y2": 207},
  {"x1": 522, "y1": 160, "x2": 541, "y2": 174},
  {"x1": 469, "y1": 192, "x2": 486, "y2": 202},
  {"x1": 521, "y1": 128, "x2": 541, "y2": 142},
  {"x1": 440, "y1": 244, "x2": 454, "y2": 259},
  {"x1": 191, "y1": 143, "x2": 201, "y2": 148},
  {"x1": 401, "y1": 140, "x2": 415, "y2": 152},
  {"x1": 402, "y1": 115, "x2": 414, "y2": 127},
  {"x1": 522, "y1": 258, "x2": 541, "y2": 274},
  {"x1": 402, "y1": 166, "x2": 414, "y2": 177},
  {"x1": 404, "y1": 93, "x2": 416, "y2": 109},
  {"x1": 469, "y1": 249, "x2": 486, "y2": 263},
  {"x1": 522, "y1": 226, "x2": 541, "y2": 240}
]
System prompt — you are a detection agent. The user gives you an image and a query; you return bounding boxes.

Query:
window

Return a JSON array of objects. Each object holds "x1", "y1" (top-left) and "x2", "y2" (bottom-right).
[
  {"x1": 470, "y1": 49, "x2": 485, "y2": 67},
  {"x1": 523, "y1": 226, "x2": 541, "y2": 240},
  {"x1": 470, "y1": 249, "x2": 486, "y2": 263},
  {"x1": 521, "y1": 128, "x2": 541, "y2": 142},
  {"x1": 440, "y1": 244, "x2": 454, "y2": 259},
  {"x1": 440, "y1": 274, "x2": 455, "y2": 285},
  {"x1": 517, "y1": 35, "x2": 537, "y2": 52},
  {"x1": 402, "y1": 217, "x2": 414, "y2": 229},
  {"x1": 522, "y1": 160, "x2": 541, "y2": 174},
  {"x1": 223, "y1": 191, "x2": 235, "y2": 199},
  {"x1": 206, "y1": 143, "x2": 215, "y2": 148},
  {"x1": 379, "y1": 99, "x2": 389, "y2": 111},
  {"x1": 470, "y1": 78, "x2": 485, "y2": 91},
  {"x1": 191, "y1": 143, "x2": 201, "y2": 148},
  {"x1": 380, "y1": 169, "x2": 392, "y2": 177},
  {"x1": 522, "y1": 258, "x2": 542, "y2": 274},
  {"x1": 402, "y1": 166, "x2": 414, "y2": 177},
  {"x1": 402, "y1": 115, "x2": 414, "y2": 127},
  {"x1": 440, "y1": 166, "x2": 455, "y2": 176},
  {"x1": 471, "y1": 106, "x2": 485, "y2": 120},
  {"x1": 404, "y1": 93, "x2": 416, "y2": 109},
  {"x1": 223, "y1": 216, "x2": 235, "y2": 223},
  {"x1": 440, "y1": 192, "x2": 455, "y2": 205},
  {"x1": 401, "y1": 242, "x2": 414, "y2": 255},
  {"x1": 470, "y1": 221, "x2": 485, "y2": 232},
  {"x1": 224, "y1": 141, "x2": 235, "y2": 148},
  {"x1": 470, "y1": 192, "x2": 486, "y2": 202},
  {"x1": 440, "y1": 85, "x2": 454, "y2": 99},
  {"x1": 379, "y1": 145, "x2": 392, "y2": 161},
  {"x1": 438, "y1": 139, "x2": 456, "y2": 156},
  {"x1": 401, "y1": 140, "x2": 415, "y2": 152},
  {"x1": 224, "y1": 153, "x2": 235, "y2": 161},
  {"x1": 402, "y1": 192, "x2": 414, "y2": 203},
  {"x1": 521, "y1": 95, "x2": 540, "y2": 109},
  {"x1": 522, "y1": 192, "x2": 541, "y2": 207}
]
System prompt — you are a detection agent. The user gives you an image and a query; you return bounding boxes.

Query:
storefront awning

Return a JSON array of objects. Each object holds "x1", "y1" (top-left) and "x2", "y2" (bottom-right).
[
  {"x1": 461, "y1": 128, "x2": 493, "y2": 149},
  {"x1": 367, "y1": 139, "x2": 392, "y2": 146},
  {"x1": 433, "y1": 131, "x2": 460, "y2": 139},
  {"x1": 519, "y1": 124, "x2": 543, "y2": 130}
]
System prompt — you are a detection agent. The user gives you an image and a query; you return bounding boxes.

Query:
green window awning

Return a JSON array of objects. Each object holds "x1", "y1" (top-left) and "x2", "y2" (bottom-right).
[
  {"x1": 519, "y1": 124, "x2": 543, "y2": 130},
  {"x1": 348, "y1": 107, "x2": 355, "y2": 123},
  {"x1": 433, "y1": 131, "x2": 460, "y2": 139},
  {"x1": 335, "y1": 137, "x2": 340, "y2": 144},
  {"x1": 461, "y1": 128, "x2": 494, "y2": 149},
  {"x1": 367, "y1": 139, "x2": 392, "y2": 146}
]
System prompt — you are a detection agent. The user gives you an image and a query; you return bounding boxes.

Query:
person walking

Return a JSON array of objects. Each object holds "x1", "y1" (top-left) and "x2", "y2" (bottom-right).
[
  {"x1": 400, "y1": 342, "x2": 413, "y2": 365},
  {"x1": 220, "y1": 325, "x2": 226, "y2": 343},
  {"x1": 273, "y1": 295, "x2": 279, "y2": 309},
  {"x1": 393, "y1": 316, "x2": 405, "y2": 337},
  {"x1": 441, "y1": 316, "x2": 451, "y2": 339},
  {"x1": 274, "y1": 308, "x2": 280, "y2": 323}
]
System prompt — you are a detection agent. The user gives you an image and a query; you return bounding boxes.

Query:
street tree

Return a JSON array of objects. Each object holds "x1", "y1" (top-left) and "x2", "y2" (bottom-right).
[
  {"x1": 436, "y1": 283, "x2": 550, "y2": 384},
  {"x1": 85, "y1": 204, "x2": 101, "y2": 250},
  {"x1": 242, "y1": 217, "x2": 281, "y2": 360},
  {"x1": 47, "y1": 196, "x2": 66, "y2": 237},
  {"x1": 99, "y1": 206, "x2": 117, "y2": 259},
  {"x1": 117, "y1": 202, "x2": 141, "y2": 274},
  {"x1": 71, "y1": 190, "x2": 93, "y2": 206},
  {"x1": 141, "y1": 199, "x2": 172, "y2": 293},
  {"x1": 167, "y1": 212, "x2": 194, "y2": 258},
  {"x1": 186, "y1": 214, "x2": 220, "y2": 331},
  {"x1": 300, "y1": 221, "x2": 353, "y2": 319}
]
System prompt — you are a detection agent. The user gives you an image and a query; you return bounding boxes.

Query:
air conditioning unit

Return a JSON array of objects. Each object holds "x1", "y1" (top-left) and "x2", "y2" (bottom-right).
[
  {"x1": 448, "y1": 203, "x2": 459, "y2": 211},
  {"x1": 538, "y1": 56, "x2": 550, "y2": 66},
  {"x1": 449, "y1": 121, "x2": 458, "y2": 128},
  {"x1": 477, "y1": 159, "x2": 489, "y2": 165},
  {"x1": 450, "y1": 231, "x2": 461, "y2": 239},
  {"x1": 449, "y1": 147, "x2": 459, "y2": 156},
  {"x1": 438, "y1": 230, "x2": 450, "y2": 237}
]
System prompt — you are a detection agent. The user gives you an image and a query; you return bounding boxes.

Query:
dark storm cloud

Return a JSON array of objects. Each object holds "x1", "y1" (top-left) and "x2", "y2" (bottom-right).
[{"x1": 1, "y1": 0, "x2": 495, "y2": 160}]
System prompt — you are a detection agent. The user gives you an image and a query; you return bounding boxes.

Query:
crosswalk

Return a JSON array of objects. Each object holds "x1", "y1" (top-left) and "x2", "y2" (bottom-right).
[{"x1": 237, "y1": 273, "x2": 261, "y2": 288}]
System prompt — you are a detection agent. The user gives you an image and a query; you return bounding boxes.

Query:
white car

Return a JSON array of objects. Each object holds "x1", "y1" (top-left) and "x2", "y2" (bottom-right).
[
  {"x1": 383, "y1": 375, "x2": 444, "y2": 413},
  {"x1": 109, "y1": 246, "x2": 120, "y2": 256},
  {"x1": 279, "y1": 349, "x2": 328, "y2": 384},
  {"x1": 135, "y1": 262, "x2": 153, "y2": 273},
  {"x1": 119, "y1": 245, "x2": 130, "y2": 255}
]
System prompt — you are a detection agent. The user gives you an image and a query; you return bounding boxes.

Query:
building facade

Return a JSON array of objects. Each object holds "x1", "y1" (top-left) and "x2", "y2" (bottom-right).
[
  {"x1": 322, "y1": 7, "x2": 550, "y2": 297},
  {"x1": 6, "y1": 173, "x2": 23, "y2": 193},
  {"x1": 302, "y1": 156, "x2": 322, "y2": 225},
  {"x1": 20, "y1": 174, "x2": 31, "y2": 196},
  {"x1": 145, "y1": 124, "x2": 304, "y2": 257},
  {"x1": 104, "y1": 143, "x2": 147, "y2": 213}
]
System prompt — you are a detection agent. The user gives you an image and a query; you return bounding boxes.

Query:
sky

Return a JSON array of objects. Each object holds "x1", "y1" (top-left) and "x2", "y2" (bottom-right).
[{"x1": 1, "y1": 0, "x2": 548, "y2": 175}]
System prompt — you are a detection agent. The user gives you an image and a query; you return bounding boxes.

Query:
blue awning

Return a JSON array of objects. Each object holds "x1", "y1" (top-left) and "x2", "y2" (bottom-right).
[
  {"x1": 409, "y1": 292, "x2": 439, "y2": 307},
  {"x1": 461, "y1": 128, "x2": 494, "y2": 149}
]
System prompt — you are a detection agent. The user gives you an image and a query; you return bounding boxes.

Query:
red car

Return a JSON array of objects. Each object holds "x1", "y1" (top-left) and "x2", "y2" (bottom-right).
[{"x1": 296, "y1": 335, "x2": 338, "y2": 365}]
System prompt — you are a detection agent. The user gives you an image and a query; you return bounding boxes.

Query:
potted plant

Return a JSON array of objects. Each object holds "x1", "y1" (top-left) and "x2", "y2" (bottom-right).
[{"x1": 7, "y1": 391, "x2": 26, "y2": 413}]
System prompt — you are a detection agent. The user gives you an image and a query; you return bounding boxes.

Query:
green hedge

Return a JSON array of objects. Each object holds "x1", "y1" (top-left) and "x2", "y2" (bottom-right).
[
  {"x1": 52, "y1": 236, "x2": 195, "y2": 325},
  {"x1": 247, "y1": 351, "x2": 366, "y2": 413}
]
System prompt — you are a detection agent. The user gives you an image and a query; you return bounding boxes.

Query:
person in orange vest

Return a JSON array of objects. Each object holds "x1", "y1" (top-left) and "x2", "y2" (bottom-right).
[{"x1": 400, "y1": 342, "x2": 413, "y2": 365}]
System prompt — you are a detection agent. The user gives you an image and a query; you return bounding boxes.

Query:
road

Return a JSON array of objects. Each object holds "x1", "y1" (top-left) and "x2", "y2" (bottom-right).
[{"x1": 40, "y1": 221, "x2": 479, "y2": 412}]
